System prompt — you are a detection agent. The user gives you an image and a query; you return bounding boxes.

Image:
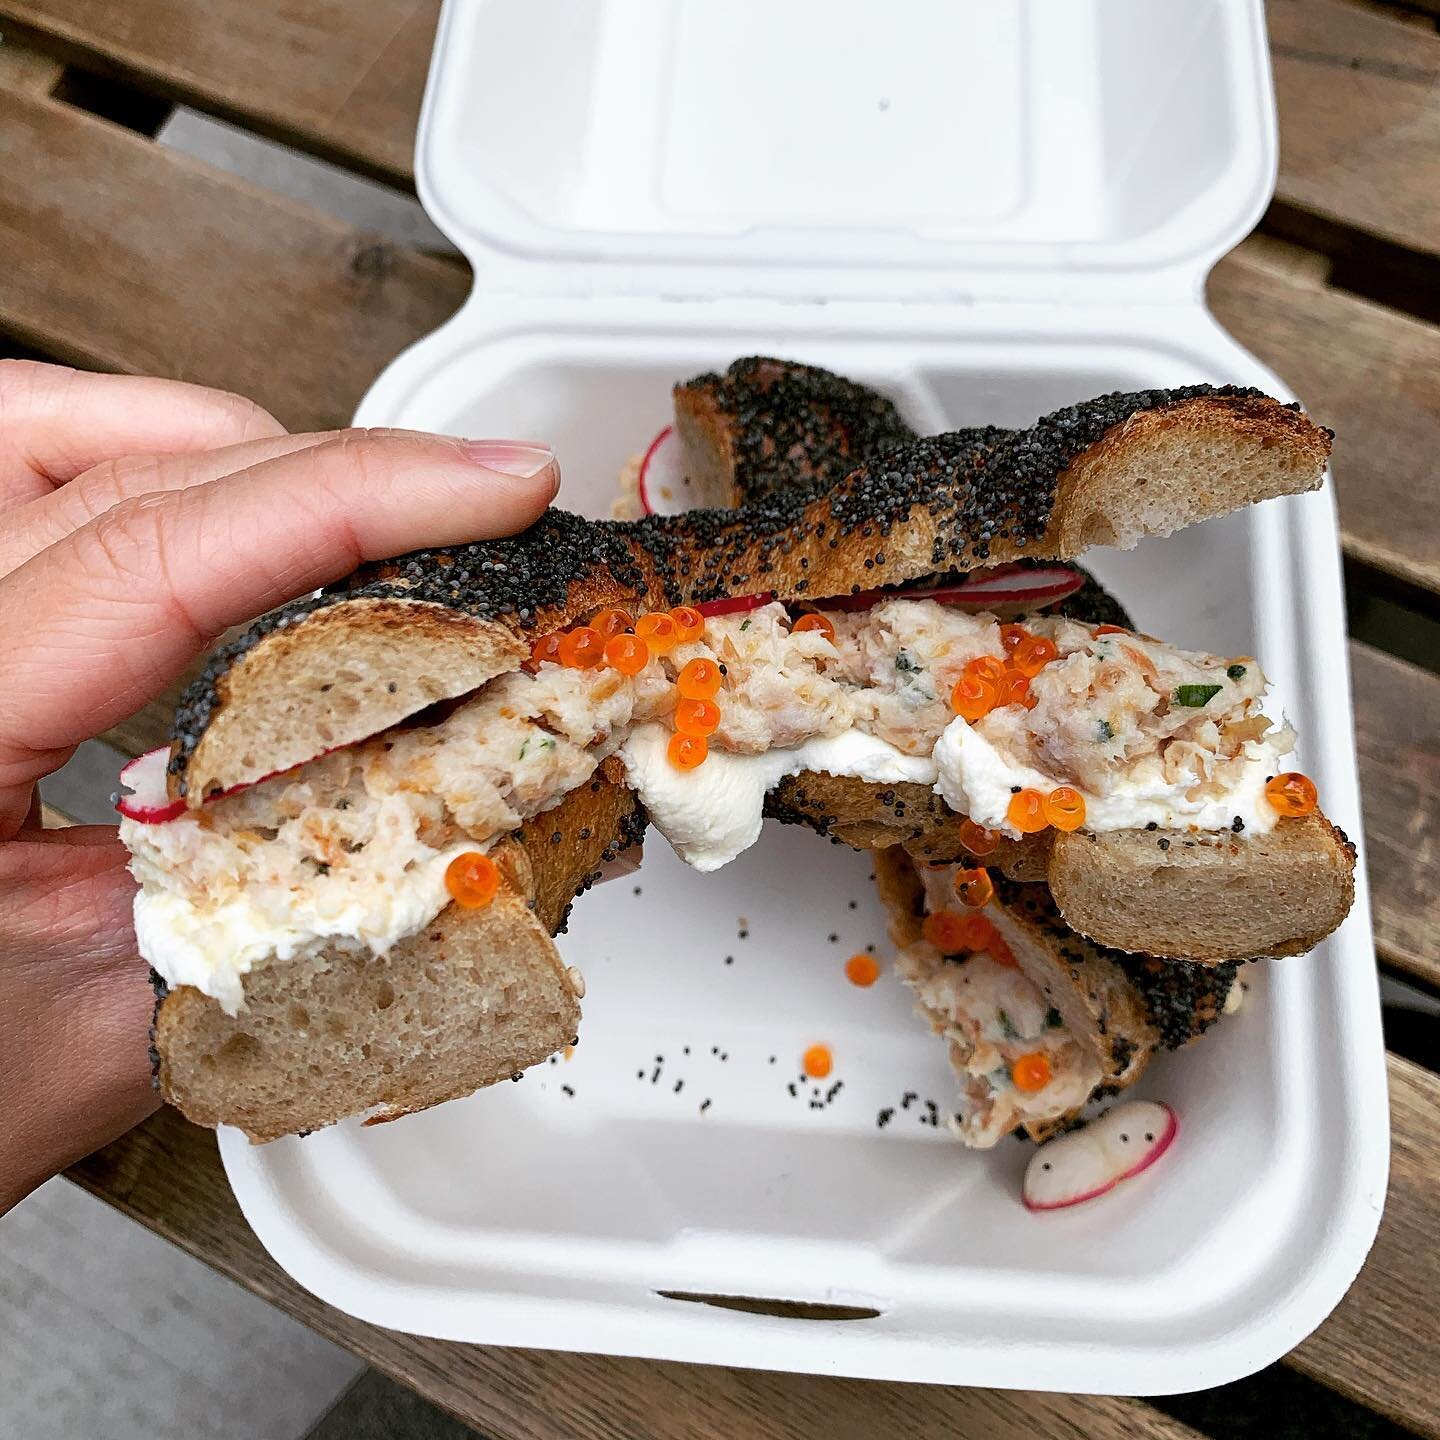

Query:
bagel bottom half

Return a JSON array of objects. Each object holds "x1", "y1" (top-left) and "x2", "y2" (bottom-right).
[{"x1": 154, "y1": 761, "x2": 641, "y2": 1143}]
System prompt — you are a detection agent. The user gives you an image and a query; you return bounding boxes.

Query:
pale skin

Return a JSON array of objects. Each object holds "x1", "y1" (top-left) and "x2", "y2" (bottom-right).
[{"x1": 0, "y1": 361, "x2": 561, "y2": 1214}]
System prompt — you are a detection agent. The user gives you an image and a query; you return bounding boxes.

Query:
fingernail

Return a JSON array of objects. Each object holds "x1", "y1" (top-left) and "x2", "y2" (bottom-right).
[{"x1": 461, "y1": 439, "x2": 555, "y2": 479}]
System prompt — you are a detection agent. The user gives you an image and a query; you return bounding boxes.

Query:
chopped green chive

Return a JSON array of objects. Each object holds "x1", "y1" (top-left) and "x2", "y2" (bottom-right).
[
  {"x1": 1045, "y1": 1007, "x2": 1063, "y2": 1029},
  {"x1": 1095, "y1": 718, "x2": 1114, "y2": 742},
  {"x1": 1174, "y1": 683, "x2": 1222, "y2": 707},
  {"x1": 998, "y1": 1009, "x2": 1019, "y2": 1040},
  {"x1": 1226, "y1": 663, "x2": 1247, "y2": 679}
]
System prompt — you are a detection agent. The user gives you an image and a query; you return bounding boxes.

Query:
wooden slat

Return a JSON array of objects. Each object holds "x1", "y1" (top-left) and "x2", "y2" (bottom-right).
[
  {"x1": 101, "y1": 695, "x2": 180, "y2": 766},
  {"x1": 1268, "y1": 0, "x2": 1440, "y2": 261},
  {"x1": 1210, "y1": 235, "x2": 1440, "y2": 596},
  {"x1": 64, "y1": 1057, "x2": 1434, "y2": 1438},
  {"x1": 0, "y1": 33, "x2": 61, "y2": 93},
  {"x1": 61, "y1": 1105, "x2": 1201, "y2": 1440},
  {"x1": 1351, "y1": 642, "x2": 1440, "y2": 990},
  {"x1": 0, "y1": 0, "x2": 438, "y2": 185},
  {"x1": 0, "y1": 81, "x2": 467, "y2": 432},
  {"x1": 1289, "y1": 1053, "x2": 1440, "y2": 1437}
]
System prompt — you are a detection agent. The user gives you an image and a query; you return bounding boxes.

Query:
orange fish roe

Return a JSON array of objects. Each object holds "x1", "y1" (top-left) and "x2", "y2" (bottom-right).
[
  {"x1": 802, "y1": 1044, "x2": 833, "y2": 1080},
  {"x1": 675, "y1": 696, "x2": 721, "y2": 737},
  {"x1": 591, "y1": 607, "x2": 634, "y2": 639},
  {"x1": 1093, "y1": 623, "x2": 1129, "y2": 637},
  {"x1": 1007, "y1": 788, "x2": 1049, "y2": 834},
  {"x1": 667, "y1": 732, "x2": 708, "y2": 770},
  {"x1": 604, "y1": 633, "x2": 649, "y2": 676},
  {"x1": 1011, "y1": 1052, "x2": 1052, "y2": 1092},
  {"x1": 988, "y1": 935, "x2": 1018, "y2": 968},
  {"x1": 670, "y1": 605, "x2": 705, "y2": 643},
  {"x1": 558, "y1": 626, "x2": 605, "y2": 669},
  {"x1": 1044, "y1": 786, "x2": 1087, "y2": 832},
  {"x1": 1010, "y1": 634, "x2": 1059, "y2": 678},
  {"x1": 677, "y1": 657, "x2": 722, "y2": 700},
  {"x1": 953, "y1": 866, "x2": 994, "y2": 908},
  {"x1": 999, "y1": 623, "x2": 1029, "y2": 653},
  {"x1": 967, "y1": 654, "x2": 1008, "y2": 685},
  {"x1": 951, "y1": 672, "x2": 999, "y2": 722},
  {"x1": 528, "y1": 632, "x2": 563, "y2": 669},
  {"x1": 635, "y1": 612, "x2": 679, "y2": 654},
  {"x1": 955, "y1": 913, "x2": 999, "y2": 951},
  {"x1": 445, "y1": 852, "x2": 499, "y2": 909},
  {"x1": 921, "y1": 910, "x2": 972, "y2": 952},
  {"x1": 997, "y1": 670, "x2": 1037, "y2": 709},
  {"x1": 958, "y1": 818, "x2": 998, "y2": 856},
  {"x1": 791, "y1": 612, "x2": 836, "y2": 643},
  {"x1": 844, "y1": 953, "x2": 881, "y2": 987},
  {"x1": 1266, "y1": 771, "x2": 1318, "y2": 818}
]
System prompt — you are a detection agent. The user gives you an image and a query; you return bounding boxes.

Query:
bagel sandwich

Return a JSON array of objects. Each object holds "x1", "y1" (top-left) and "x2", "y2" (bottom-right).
[{"x1": 119, "y1": 372, "x2": 1352, "y2": 1140}]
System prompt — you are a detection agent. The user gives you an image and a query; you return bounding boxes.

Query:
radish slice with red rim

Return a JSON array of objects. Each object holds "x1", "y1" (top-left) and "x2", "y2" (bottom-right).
[
  {"x1": 116, "y1": 747, "x2": 186, "y2": 824},
  {"x1": 818, "y1": 564, "x2": 1084, "y2": 614},
  {"x1": 696, "y1": 591, "x2": 775, "y2": 617},
  {"x1": 1023, "y1": 1101, "x2": 1177, "y2": 1212},
  {"x1": 637, "y1": 426, "x2": 690, "y2": 516},
  {"x1": 116, "y1": 744, "x2": 344, "y2": 823}
]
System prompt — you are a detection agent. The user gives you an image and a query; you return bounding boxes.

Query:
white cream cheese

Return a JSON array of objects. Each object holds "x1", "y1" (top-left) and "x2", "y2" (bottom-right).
[
  {"x1": 933, "y1": 716, "x2": 1283, "y2": 838},
  {"x1": 127, "y1": 824, "x2": 469, "y2": 1015},
  {"x1": 618, "y1": 723, "x2": 937, "y2": 871}
]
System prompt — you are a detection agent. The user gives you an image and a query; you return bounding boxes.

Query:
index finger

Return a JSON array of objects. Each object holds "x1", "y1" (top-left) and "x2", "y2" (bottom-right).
[
  {"x1": 0, "y1": 361, "x2": 285, "y2": 507},
  {"x1": 0, "y1": 431, "x2": 559, "y2": 833}
]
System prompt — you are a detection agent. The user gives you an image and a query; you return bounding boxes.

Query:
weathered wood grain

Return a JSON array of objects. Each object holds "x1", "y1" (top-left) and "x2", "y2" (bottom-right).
[
  {"x1": 1210, "y1": 236, "x2": 1440, "y2": 596},
  {"x1": 0, "y1": 32, "x2": 61, "y2": 93},
  {"x1": 1350, "y1": 642, "x2": 1440, "y2": 991},
  {"x1": 1289, "y1": 1053, "x2": 1440, "y2": 1437},
  {"x1": 1268, "y1": 0, "x2": 1440, "y2": 261},
  {"x1": 0, "y1": 0, "x2": 439, "y2": 184},
  {"x1": 0, "y1": 83, "x2": 467, "y2": 432}
]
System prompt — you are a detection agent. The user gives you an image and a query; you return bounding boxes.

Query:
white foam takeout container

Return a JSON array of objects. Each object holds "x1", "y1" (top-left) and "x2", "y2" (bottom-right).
[{"x1": 220, "y1": 0, "x2": 1388, "y2": 1392}]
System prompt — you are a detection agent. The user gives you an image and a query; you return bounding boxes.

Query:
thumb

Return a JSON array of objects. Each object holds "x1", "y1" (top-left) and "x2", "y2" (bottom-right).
[{"x1": 0, "y1": 431, "x2": 559, "y2": 833}]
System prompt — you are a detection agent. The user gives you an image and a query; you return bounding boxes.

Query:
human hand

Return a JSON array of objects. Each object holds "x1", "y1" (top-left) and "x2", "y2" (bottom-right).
[{"x1": 0, "y1": 361, "x2": 559, "y2": 1212}]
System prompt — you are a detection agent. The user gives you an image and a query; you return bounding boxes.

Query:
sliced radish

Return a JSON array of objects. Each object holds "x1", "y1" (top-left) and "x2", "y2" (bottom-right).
[
  {"x1": 696, "y1": 591, "x2": 775, "y2": 617},
  {"x1": 637, "y1": 425, "x2": 691, "y2": 517},
  {"x1": 115, "y1": 747, "x2": 186, "y2": 824},
  {"x1": 819, "y1": 564, "x2": 1084, "y2": 614},
  {"x1": 1023, "y1": 1101, "x2": 1177, "y2": 1212}
]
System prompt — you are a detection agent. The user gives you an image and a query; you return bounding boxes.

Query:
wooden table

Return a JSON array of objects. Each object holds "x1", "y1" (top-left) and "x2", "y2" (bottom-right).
[{"x1": 2, "y1": 2, "x2": 1437, "y2": 1435}]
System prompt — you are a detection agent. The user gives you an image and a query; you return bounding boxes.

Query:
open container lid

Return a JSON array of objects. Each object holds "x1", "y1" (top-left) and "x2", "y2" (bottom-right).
[{"x1": 418, "y1": 0, "x2": 1277, "y2": 301}]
